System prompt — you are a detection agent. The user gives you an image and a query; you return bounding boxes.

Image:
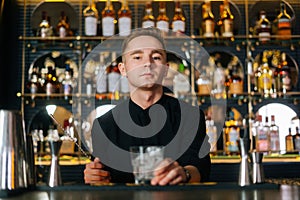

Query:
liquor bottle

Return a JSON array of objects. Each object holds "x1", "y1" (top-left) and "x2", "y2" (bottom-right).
[
  {"x1": 173, "y1": 63, "x2": 190, "y2": 98},
  {"x1": 256, "y1": 10, "x2": 271, "y2": 43},
  {"x1": 27, "y1": 68, "x2": 41, "y2": 98},
  {"x1": 274, "y1": 1, "x2": 291, "y2": 40},
  {"x1": 172, "y1": 1, "x2": 185, "y2": 34},
  {"x1": 206, "y1": 117, "x2": 218, "y2": 154},
  {"x1": 223, "y1": 109, "x2": 240, "y2": 155},
  {"x1": 294, "y1": 127, "x2": 300, "y2": 151},
  {"x1": 219, "y1": 0, "x2": 234, "y2": 38},
  {"x1": 38, "y1": 11, "x2": 53, "y2": 37},
  {"x1": 44, "y1": 66, "x2": 57, "y2": 96},
  {"x1": 107, "y1": 52, "x2": 120, "y2": 98},
  {"x1": 245, "y1": 49, "x2": 256, "y2": 92},
  {"x1": 96, "y1": 53, "x2": 108, "y2": 99},
  {"x1": 83, "y1": 0, "x2": 98, "y2": 36},
  {"x1": 228, "y1": 56, "x2": 243, "y2": 97},
  {"x1": 56, "y1": 11, "x2": 72, "y2": 38},
  {"x1": 212, "y1": 56, "x2": 226, "y2": 99},
  {"x1": 278, "y1": 52, "x2": 292, "y2": 94},
  {"x1": 269, "y1": 115, "x2": 280, "y2": 153},
  {"x1": 118, "y1": 0, "x2": 132, "y2": 36},
  {"x1": 258, "y1": 51, "x2": 272, "y2": 97},
  {"x1": 142, "y1": 1, "x2": 155, "y2": 28},
  {"x1": 256, "y1": 115, "x2": 270, "y2": 152},
  {"x1": 102, "y1": 0, "x2": 115, "y2": 37},
  {"x1": 201, "y1": 0, "x2": 215, "y2": 38},
  {"x1": 62, "y1": 64, "x2": 74, "y2": 100},
  {"x1": 156, "y1": 2, "x2": 169, "y2": 33},
  {"x1": 285, "y1": 127, "x2": 294, "y2": 152}
]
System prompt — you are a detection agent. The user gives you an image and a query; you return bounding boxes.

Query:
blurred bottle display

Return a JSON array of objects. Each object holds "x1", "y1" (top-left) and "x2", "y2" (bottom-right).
[
  {"x1": 62, "y1": 63, "x2": 75, "y2": 100},
  {"x1": 256, "y1": 115, "x2": 270, "y2": 152},
  {"x1": 274, "y1": 1, "x2": 292, "y2": 40},
  {"x1": 38, "y1": 11, "x2": 53, "y2": 37},
  {"x1": 201, "y1": 0, "x2": 215, "y2": 38},
  {"x1": 269, "y1": 115, "x2": 280, "y2": 152},
  {"x1": 156, "y1": 2, "x2": 169, "y2": 33},
  {"x1": 95, "y1": 53, "x2": 108, "y2": 98},
  {"x1": 212, "y1": 55, "x2": 226, "y2": 99},
  {"x1": 173, "y1": 63, "x2": 190, "y2": 98},
  {"x1": 118, "y1": 0, "x2": 132, "y2": 36},
  {"x1": 56, "y1": 11, "x2": 72, "y2": 38},
  {"x1": 102, "y1": 0, "x2": 115, "y2": 36},
  {"x1": 172, "y1": 1, "x2": 185, "y2": 34},
  {"x1": 219, "y1": 0, "x2": 234, "y2": 38},
  {"x1": 285, "y1": 127, "x2": 294, "y2": 152},
  {"x1": 223, "y1": 109, "x2": 240, "y2": 155},
  {"x1": 142, "y1": 1, "x2": 155, "y2": 28},
  {"x1": 255, "y1": 10, "x2": 271, "y2": 43},
  {"x1": 258, "y1": 51, "x2": 272, "y2": 97},
  {"x1": 83, "y1": 0, "x2": 98, "y2": 36}
]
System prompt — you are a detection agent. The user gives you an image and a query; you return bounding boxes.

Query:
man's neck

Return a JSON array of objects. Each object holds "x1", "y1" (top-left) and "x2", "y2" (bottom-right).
[{"x1": 130, "y1": 87, "x2": 163, "y2": 109}]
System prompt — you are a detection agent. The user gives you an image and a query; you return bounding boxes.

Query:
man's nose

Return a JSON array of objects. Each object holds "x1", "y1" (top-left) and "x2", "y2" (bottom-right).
[{"x1": 143, "y1": 56, "x2": 152, "y2": 67}]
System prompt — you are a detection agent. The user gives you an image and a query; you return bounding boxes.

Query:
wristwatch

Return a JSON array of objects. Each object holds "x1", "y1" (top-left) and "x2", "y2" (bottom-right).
[{"x1": 183, "y1": 168, "x2": 191, "y2": 183}]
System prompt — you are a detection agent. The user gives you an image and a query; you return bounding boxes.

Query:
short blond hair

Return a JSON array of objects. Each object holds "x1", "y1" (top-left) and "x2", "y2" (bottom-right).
[{"x1": 121, "y1": 27, "x2": 166, "y2": 61}]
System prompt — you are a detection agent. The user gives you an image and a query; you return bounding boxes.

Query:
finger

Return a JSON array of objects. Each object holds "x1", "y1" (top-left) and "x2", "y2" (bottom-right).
[
  {"x1": 158, "y1": 166, "x2": 182, "y2": 186},
  {"x1": 154, "y1": 158, "x2": 177, "y2": 176}
]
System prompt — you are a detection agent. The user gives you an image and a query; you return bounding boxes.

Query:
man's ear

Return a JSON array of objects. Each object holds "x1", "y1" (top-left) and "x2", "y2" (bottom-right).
[
  {"x1": 164, "y1": 62, "x2": 169, "y2": 77},
  {"x1": 118, "y1": 62, "x2": 127, "y2": 77}
]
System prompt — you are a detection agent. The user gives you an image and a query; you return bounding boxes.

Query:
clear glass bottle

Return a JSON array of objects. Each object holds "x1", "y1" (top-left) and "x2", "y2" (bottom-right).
[
  {"x1": 107, "y1": 52, "x2": 120, "y2": 99},
  {"x1": 219, "y1": 0, "x2": 234, "y2": 38},
  {"x1": 118, "y1": 0, "x2": 132, "y2": 36},
  {"x1": 285, "y1": 127, "x2": 294, "y2": 152},
  {"x1": 256, "y1": 115, "x2": 270, "y2": 152},
  {"x1": 62, "y1": 63, "x2": 75, "y2": 100},
  {"x1": 156, "y1": 2, "x2": 169, "y2": 33},
  {"x1": 173, "y1": 63, "x2": 190, "y2": 98},
  {"x1": 142, "y1": 1, "x2": 155, "y2": 28},
  {"x1": 256, "y1": 10, "x2": 271, "y2": 43},
  {"x1": 258, "y1": 51, "x2": 272, "y2": 97},
  {"x1": 274, "y1": 1, "x2": 291, "y2": 40},
  {"x1": 83, "y1": 0, "x2": 98, "y2": 36},
  {"x1": 201, "y1": 0, "x2": 215, "y2": 38},
  {"x1": 269, "y1": 115, "x2": 280, "y2": 153},
  {"x1": 172, "y1": 1, "x2": 185, "y2": 34},
  {"x1": 27, "y1": 68, "x2": 41, "y2": 99},
  {"x1": 102, "y1": 0, "x2": 115, "y2": 37}
]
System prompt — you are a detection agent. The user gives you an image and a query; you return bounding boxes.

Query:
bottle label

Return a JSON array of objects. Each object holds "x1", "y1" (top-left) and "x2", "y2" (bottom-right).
[
  {"x1": 30, "y1": 84, "x2": 38, "y2": 94},
  {"x1": 228, "y1": 128, "x2": 239, "y2": 152},
  {"x1": 102, "y1": 17, "x2": 115, "y2": 36},
  {"x1": 172, "y1": 20, "x2": 185, "y2": 33},
  {"x1": 142, "y1": 20, "x2": 155, "y2": 28},
  {"x1": 85, "y1": 16, "x2": 97, "y2": 36},
  {"x1": 295, "y1": 137, "x2": 300, "y2": 150},
  {"x1": 173, "y1": 73, "x2": 190, "y2": 94},
  {"x1": 259, "y1": 74, "x2": 272, "y2": 90},
  {"x1": 64, "y1": 84, "x2": 72, "y2": 95},
  {"x1": 118, "y1": 17, "x2": 131, "y2": 36},
  {"x1": 222, "y1": 19, "x2": 233, "y2": 37},
  {"x1": 258, "y1": 32, "x2": 270, "y2": 42},
  {"x1": 229, "y1": 81, "x2": 243, "y2": 94},
  {"x1": 256, "y1": 129, "x2": 269, "y2": 151},
  {"x1": 203, "y1": 20, "x2": 214, "y2": 37},
  {"x1": 280, "y1": 71, "x2": 291, "y2": 90},
  {"x1": 270, "y1": 130, "x2": 280, "y2": 151},
  {"x1": 156, "y1": 21, "x2": 169, "y2": 32}
]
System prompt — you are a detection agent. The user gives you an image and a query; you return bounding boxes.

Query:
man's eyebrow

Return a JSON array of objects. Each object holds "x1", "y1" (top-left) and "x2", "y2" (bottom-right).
[{"x1": 128, "y1": 49, "x2": 164, "y2": 56}]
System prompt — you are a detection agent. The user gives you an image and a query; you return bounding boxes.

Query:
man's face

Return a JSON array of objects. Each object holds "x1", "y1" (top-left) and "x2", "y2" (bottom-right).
[{"x1": 119, "y1": 35, "x2": 168, "y2": 91}]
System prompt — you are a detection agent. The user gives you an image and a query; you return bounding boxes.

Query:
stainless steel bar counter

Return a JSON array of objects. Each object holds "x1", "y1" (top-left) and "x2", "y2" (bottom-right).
[{"x1": 1, "y1": 182, "x2": 299, "y2": 200}]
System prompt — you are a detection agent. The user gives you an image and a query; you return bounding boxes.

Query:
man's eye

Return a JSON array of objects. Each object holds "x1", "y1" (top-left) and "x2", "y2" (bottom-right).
[
  {"x1": 152, "y1": 56, "x2": 162, "y2": 60},
  {"x1": 133, "y1": 56, "x2": 141, "y2": 60}
]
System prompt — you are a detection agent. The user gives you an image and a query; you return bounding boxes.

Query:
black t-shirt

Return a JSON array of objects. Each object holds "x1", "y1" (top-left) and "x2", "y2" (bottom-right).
[{"x1": 91, "y1": 94, "x2": 211, "y2": 183}]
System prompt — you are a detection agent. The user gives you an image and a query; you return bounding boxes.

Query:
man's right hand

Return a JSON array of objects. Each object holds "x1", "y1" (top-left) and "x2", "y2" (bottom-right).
[{"x1": 84, "y1": 157, "x2": 111, "y2": 184}]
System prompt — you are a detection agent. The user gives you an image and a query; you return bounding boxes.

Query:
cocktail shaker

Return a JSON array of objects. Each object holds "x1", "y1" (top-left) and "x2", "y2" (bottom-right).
[
  {"x1": 0, "y1": 110, "x2": 34, "y2": 191},
  {"x1": 250, "y1": 151, "x2": 265, "y2": 184},
  {"x1": 47, "y1": 140, "x2": 62, "y2": 187},
  {"x1": 238, "y1": 138, "x2": 251, "y2": 187}
]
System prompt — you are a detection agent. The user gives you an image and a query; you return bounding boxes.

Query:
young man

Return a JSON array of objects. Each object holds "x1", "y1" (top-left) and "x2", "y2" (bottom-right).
[{"x1": 84, "y1": 28, "x2": 211, "y2": 186}]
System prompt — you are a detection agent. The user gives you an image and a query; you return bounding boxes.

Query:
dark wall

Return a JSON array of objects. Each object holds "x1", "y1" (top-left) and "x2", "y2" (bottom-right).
[{"x1": 0, "y1": 0, "x2": 19, "y2": 110}]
